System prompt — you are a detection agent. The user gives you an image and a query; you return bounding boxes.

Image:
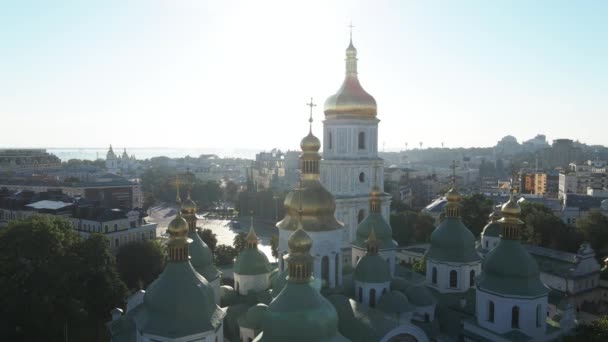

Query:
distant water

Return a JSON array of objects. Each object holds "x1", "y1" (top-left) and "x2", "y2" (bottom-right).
[{"x1": 47, "y1": 148, "x2": 259, "y2": 161}]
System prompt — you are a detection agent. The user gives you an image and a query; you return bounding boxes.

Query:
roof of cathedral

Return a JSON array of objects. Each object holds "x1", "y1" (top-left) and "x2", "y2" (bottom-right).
[
  {"x1": 353, "y1": 253, "x2": 391, "y2": 283},
  {"x1": 477, "y1": 195, "x2": 549, "y2": 297},
  {"x1": 324, "y1": 38, "x2": 377, "y2": 120},
  {"x1": 377, "y1": 291, "x2": 416, "y2": 315},
  {"x1": 328, "y1": 294, "x2": 398, "y2": 342},
  {"x1": 353, "y1": 212, "x2": 396, "y2": 250},
  {"x1": 238, "y1": 303, "x2": 269, "y2": 331},
  {"x1": 188, "y1": 230, "x2": 221, "y2": 281},
  {"x1": 426, "y1": 185, "x2": 480, "y2": 264},
  {"x1": 481, "y1": 211, "x2": 502, "y2": 237},
  {"x1": 234, "y1": 226, "x2": 272, "y2": 276}
]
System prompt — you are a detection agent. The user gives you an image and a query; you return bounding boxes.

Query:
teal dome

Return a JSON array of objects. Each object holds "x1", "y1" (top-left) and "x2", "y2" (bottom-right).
[
  {"x1": 135, "y1": 262, "x2": 224, "y2": 338},
  {"x1": 426, "y1": 217, "x2": 480, "y2": 263},
  {"x1": 238, "y1": 303, "x2": 268, "y2": 330},
  {"x1": 353, "y1": 254, "x2": 391, "y2": 283},
  {"x1": 390, "y1": 276, "x2": 411, "y2": 292},
  {"x1": 377, "y1": 291, "x2": 415, "y2": 315},
  {"x1": 404, "y1": 285, "x2": 436, "y2": 306},
  {"x1": 256, "y1": 282, "x2": 349, "y2": 342},
  {"x1": 188, "y1": 230, "x2": 220, "y2": 281},
  {"x1": 234, "y1": 247, "x2": 272, "y2": 276},
  {"x1": 270, "y1": 269, "x2": 288, "y2": 296},
  {"x1": 481, "y1": 222, "x2": 501, "y2": 238},
  {"x1": 354, "y1": 213, "x2": 396, "y2": 250},
  {"x1": 478, "y1": 239, "x2": 548, "y2": 297}
]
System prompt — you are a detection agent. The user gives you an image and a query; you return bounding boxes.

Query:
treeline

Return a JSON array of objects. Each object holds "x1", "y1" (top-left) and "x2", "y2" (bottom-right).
[{"x1": 140, "y1": 166, "x2": 221, "y2": 209}]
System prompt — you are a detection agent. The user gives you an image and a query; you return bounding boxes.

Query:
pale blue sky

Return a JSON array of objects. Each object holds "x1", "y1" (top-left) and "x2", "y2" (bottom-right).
[{"x1": 1, "y1": 0, "x2": 606, "y2": 150}]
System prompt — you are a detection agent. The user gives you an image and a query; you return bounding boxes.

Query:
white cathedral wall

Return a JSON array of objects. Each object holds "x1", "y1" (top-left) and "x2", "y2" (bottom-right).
[
  {"x1": 475, "y1": 289, "x2": 547, "y2": 338},
  {"x1": 480, "y1": 235, "x2": 500, "y2": 251},
  {"x1": 234, "y1": 273, "x2": 270, "y2": 296},
  {"x1": 277, "y1": 229, "x2": 343, "y2": 288},
  {"x1": 354, "y1": 280, "x2": 390, "y2": 307},
  {"x1": 426, "y1": 259, "x2": 482, "y2": 294}
]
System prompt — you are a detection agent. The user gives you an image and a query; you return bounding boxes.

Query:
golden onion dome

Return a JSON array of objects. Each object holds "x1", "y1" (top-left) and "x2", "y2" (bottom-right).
[
  {"x1": 167, "y1": 212, "x2": 189, "y2": 237},
  {"x1": 300, "y1": 131, "x2": 321, "y2": 152},
  {"x1": 501, "y1": 195, "x2": 521, "y2": 217},
  {"x1": 445, "y1": 187, "x2": 462, "y2": 202},
  {"x1": 288, "y1": 225, "x2": 313, "y2": 254},
  {"x1": 278, "y1": 181, "x2": 343, "y2": 232},
  {"x1": 324, "y1": 38, "x2": 377, "y2": 119},
  {"x1": 181, "y1": 193, "x2": 197, "y2": 215}
]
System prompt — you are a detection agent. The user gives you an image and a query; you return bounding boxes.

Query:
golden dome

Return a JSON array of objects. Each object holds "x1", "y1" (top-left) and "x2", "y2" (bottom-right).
[
  {"x1": 167, "y1": 212, "x2": 189, "y2": 237},
  {"x1": 288, "y1": 225, "x2": 313, "y2": 255},
  {"x1": 300, "y1": 131, "x2": 321, "y2": 152},
  {"x1": 501, "y1": 195, "x2": 521, "y2": 217},
  {"x1": 446, "y1": 187, "x2": 462, "y2": 202},
  {"x1": 278, "y1": 181, "x2": 343, "y2": 232},
  {"x1": 324, "y1": 38, "x2": 377, "y2": 119},
  {"x1": 181, "y1": 193, "x2": 197, "y2": 215}
]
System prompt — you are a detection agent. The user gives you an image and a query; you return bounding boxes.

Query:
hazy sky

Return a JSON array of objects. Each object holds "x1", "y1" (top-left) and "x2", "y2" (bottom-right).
[{"x1": 1, "y1": 0, "x2": 607, "y2": 151}]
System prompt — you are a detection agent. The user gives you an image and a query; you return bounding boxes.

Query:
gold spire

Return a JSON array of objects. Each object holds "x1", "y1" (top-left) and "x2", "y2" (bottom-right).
[
  {"x1": 445, "y1": 160, "x2": 462, "y2": 218},
  {"x1": 286, "y1": 201, "x2": 314, "y2": 283},
  {"x1": 300, "y1": 98, "x2": 321, "y2": 179},
  {"x1": 489, "y1": 210, "x2": 501, "y2": 223},
  {"x1": 167, "y1": 190, "x2": 191, "y2": 262},
  {"x1": 369, "y1": 161, "x2": 382, "y2": 213},
  {"x1": 246, "y1": 214, "x2": 259, "y2": 249},
  {"x1": 175, "y1": 175, "x2": 182, "y2": 205},
  {"x1": 499, "y1": 190, "x2": 523, "y2": 240},
  {"x1": 366, "y1": 226, "x2": 379, "y2": 255}
]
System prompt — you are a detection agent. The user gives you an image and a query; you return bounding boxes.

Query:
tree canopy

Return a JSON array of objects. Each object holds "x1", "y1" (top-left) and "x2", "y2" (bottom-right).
[
  {"x1": 0, "y1": 216, "x2": 127, "y2": 342},
  {"x1": 198, "y1": 228, "x2": 218, "y2": 252},
  {"x1": 460, "y1": 194, "x2": 494, "y2": 237},
  {"x1": 391, "y1": 211, "x2": 435, "y2": 245},
  {"x1": 116, "y1": 240, "x2": 166, "y2": 290}
]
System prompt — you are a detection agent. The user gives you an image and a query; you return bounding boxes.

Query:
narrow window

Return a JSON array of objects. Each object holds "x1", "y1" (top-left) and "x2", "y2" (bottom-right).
[
  {"x1": 512, "y1": 306, "x2": 520, "y2": 328},
  {"x1": 359, "y1": 172, "x2": 365, "y2": 183},
  {"x1": 432, "y1": 267, "x2": 437, "y2": 284},
  {"x1": 536, "y1": 304, "x2": 542, "y2": 327},
  {"x1": 328, "y1": 132, "x2": 333, "y2": 149},
  {"x1": 488, "y1": 301, "x2": 495, "y2": 322},
  {"x1": 369, "y1": 288, "x2": 376, "y2": 308},
  {"x1": 358, "y1": 132, "x2": 366, "y2": 149},
  {"x1": 470, "y1": 270, "x2": 476, "y2": 287},
  {"x1": 450, "y1": 270, "x2": 458, "y2": 288},
  {"x1": 358, "y1": 287, "x2": 363, "y2": 302}
]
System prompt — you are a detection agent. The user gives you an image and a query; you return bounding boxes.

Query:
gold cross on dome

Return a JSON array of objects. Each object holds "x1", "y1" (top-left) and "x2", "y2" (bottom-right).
[
  {"x1": 450, "y1": 160, "x2": 457, "y2": 185},
  {"x1": 348, "y1": 21, "x2": 355, "y2": 40},
  {"x1": 306, "y1": 97, "x2": 316, "y2": 130}
]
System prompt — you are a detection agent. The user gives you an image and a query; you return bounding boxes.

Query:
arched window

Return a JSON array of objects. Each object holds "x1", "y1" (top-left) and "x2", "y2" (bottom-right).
[
  {"x1": 358, "y1": 209, "x2": 365, "y2": 223},
  {"x1": 104, "y1": 225, "x2": 108, "y2": 233},
  {"x1": 470, "y1": 270, "x2": 476, "y2": 287},
  {"x1": 236, "y1": 281, "x2": 240, "y2": 293},
  {"x1": 488, "y1": 301, "x2": 495, "y2": 322},
  {"x1": 536, "y1": 304, "x2": 542, "y2": 327},
  {"x1": 114, "y1": 223, "x2": 118, "y2": 231},
  {"x1": 358, "y1": 287, "x2": 363, "y2": 302},
  {"x1": 449, "y1": 270, "x2": 458, "y2": 288},
  {"x1": 485, "y1": 240, "x2": 488, "y2": 248},
  {"x1": 432, "y1": 267, "x2": 437, "y2": 284},
  {"x1": 370, "y1": 288, "x2": 377, "y2": 308},
  {"x1": 512, "y1": 306, "x2": 520, "y2": 329},
  {"x1": 322, "y1": 256, "x2": 329, "y2": 287},
  {"x1": 328, "y1": 132, "x2": 333, "y2": 149},
  {"x1": 359, "y1": 172, "x2": 365, "y2": 183},
  {"x1": 358, "y1": 132, "x2": 366, "y2": 149}
]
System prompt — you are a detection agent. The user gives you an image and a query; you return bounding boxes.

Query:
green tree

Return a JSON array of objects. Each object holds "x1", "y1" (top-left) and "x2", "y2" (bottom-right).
[
  {"x1": 198, "y1": 228, "x2": 218, "y2": 252},
  {"x1": 413, "y1": 213, "x2": 435, "y2": 242},
  {"x1": 564, "y1": 315, "x2": 608, "y2": 342},
  {"x1": 116, "y1": 240, "x2": 166, "y2": 290},
  {"x1": 412, "y1": 258, "x2": 426, "y2": 275},
  {"x1": 270, "y1": 235, "x2": 279, "y2": 260},
  {"x1": 233, "y1": 232, "x2": 248, "y2": 253},
  {"x1": 214, "y1": 244, "x2": 238, "y2": 266},
  {"x1": 390, "y1": 211, "x2": 418, "y2": 245},
  {"x1": 0, "y1": 216, "x2": 127, "y2": 342},
  {"x1": 461, "y1": 194, "x2": 494, "y2": 237},
  {"x1": 577, "y1": 210, "x2": 608, "y2": 255}
]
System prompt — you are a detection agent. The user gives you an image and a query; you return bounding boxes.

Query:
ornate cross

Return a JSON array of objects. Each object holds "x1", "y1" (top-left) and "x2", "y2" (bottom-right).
[
  {"x1": 348, "y1": 21, "x2": 355, "y2": 40},
  {"x1": 306, "y1": 97, "x2": 316, "y2": 131}
]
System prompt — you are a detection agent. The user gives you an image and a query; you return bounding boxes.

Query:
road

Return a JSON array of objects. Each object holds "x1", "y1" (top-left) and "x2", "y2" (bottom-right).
[{"x1": 148, "y1": 204, "x2": 277, "y2": 261}]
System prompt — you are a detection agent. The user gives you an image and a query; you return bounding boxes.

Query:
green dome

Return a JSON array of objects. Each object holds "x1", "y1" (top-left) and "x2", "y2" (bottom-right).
[
  {"x1": 353, "y1": 254, "x2": 391, "y2": 283},
  {"x1": 188, "y1": 230, "x2": 220, "y2": 281},
  {"x1": 238, "y1": 303, "x2": 268, "y2": 330},
  {"x1": 478, "y1": 239, "x2": 548, "y2": 297},
  {"x1": 256, "y1": 282, "x2": 349, "y2": 342},
  {"x1": 390, "y1": 276, "x2": 411, "y2": 292},
  {"x1": 481, "y1": 222, "x2": 501, "y2": 237},
  {"x1": 404, "y1": 285, "x2": 436, "y2": 306},
  {"x1": 426, "y1": 217, "x2": 480, "y2": 263},
  {"x1": 134, "y1": 262, "x2": 224, "y2": 338},
  {"x1": 270, "y1": 269, "x2": 288, "y2": 296},
  {"x1": 354, "y1": 213, "x2": 396, "y2": 250},
  {"x1": 377, "y1": 291, "x2": 415, "y2": 315},
  {"x1": 234, "y1": 247, "x2": 272, "y2": 276}
]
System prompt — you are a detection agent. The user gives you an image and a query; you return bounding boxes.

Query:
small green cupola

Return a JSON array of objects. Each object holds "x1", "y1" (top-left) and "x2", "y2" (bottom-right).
[
  {"x1": 477, "y1": 194, "x2": 548, "y2": 297},
  {"x1": 481, "y1": 210, "x2": 501, "y2": 238},
  {"x1": 354, "y1": 228, "x2": 391, "y2": 284},
  {"x1": 426, "y1": 169, "x2": 480, "y2": 263},
  {"x1": 234, "y1": 218, "x2": 272, "y2": 276},
  {"x1": 354, "y1": 185, "x2": 396, "y2": 250},
  {"x1": 255, "y1": 222, "x2": 349, "y2": 342}
]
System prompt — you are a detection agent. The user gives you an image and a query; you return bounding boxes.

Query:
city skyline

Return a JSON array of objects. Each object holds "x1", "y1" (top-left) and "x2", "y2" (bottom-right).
[{"x1": 2, "y1": 1, "x2": 607, "y2": 150}]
